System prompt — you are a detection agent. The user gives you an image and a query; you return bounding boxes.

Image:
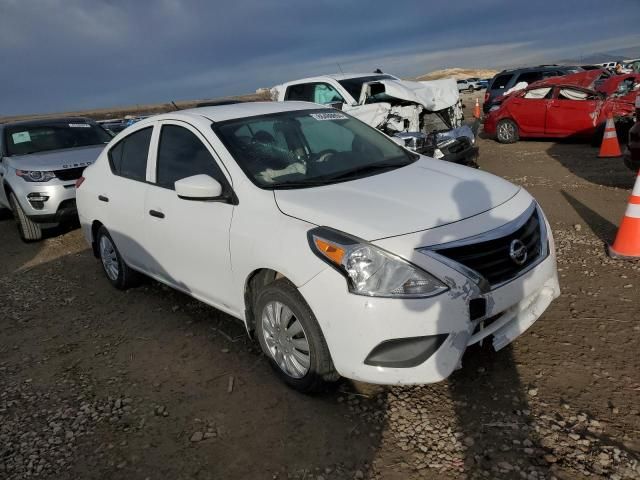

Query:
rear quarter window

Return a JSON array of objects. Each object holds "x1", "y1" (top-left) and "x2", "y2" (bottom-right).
[
  {"x1": 515, "y1": 72, "x2": 544, "y2": 84},
  {"x1": 108, "y1": 127, "x2": 152, "y2": 182},
  {"x1": 491, "y1": 74, "x2": 513, "y2": 90}
]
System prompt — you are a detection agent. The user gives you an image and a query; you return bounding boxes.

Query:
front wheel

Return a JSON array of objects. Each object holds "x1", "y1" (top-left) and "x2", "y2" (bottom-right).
[
  {"x1": 255, "y1": 279, "x2": 338, "y2": 393},
  {"x1": 496, "y1": 119, "x2": 519, "y2": 144},
  {"x1": 9, "y1": 193, "x2": 42, "y2": 242},
  {"x1": 96, "y1": 226, "x2": 140, "y2": 290}
]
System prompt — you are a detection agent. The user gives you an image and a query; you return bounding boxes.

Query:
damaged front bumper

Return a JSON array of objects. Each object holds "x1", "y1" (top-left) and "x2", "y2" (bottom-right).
[{"x1": 393, "y1": 124, "x2": 479, "y2": 166}]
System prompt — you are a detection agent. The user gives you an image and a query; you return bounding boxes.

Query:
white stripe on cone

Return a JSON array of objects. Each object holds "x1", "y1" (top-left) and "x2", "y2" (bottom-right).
[{"x1": 624, "y1": 203, "x2": 640, "y2": 219}]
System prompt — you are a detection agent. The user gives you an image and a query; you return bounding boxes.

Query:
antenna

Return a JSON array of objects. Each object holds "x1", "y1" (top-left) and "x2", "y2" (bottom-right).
[{"x1": 336, "y1": 63, "x2": 344, "y2": 74}]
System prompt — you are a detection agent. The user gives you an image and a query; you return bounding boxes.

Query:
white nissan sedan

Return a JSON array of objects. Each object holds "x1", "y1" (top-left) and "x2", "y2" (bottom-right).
[{"x1": 76, "y1": 102, "x2": 560, "y2": 392}]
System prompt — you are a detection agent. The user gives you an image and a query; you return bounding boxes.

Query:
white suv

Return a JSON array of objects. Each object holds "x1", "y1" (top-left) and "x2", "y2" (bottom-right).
[{"x1": 77, "y1": 102, "x2": 560, "y2": 392}]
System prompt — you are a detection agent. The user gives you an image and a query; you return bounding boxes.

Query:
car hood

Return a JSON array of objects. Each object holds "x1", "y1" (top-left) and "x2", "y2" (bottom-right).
[
  {"x1": 374, "y1": 78, "x2": 460, "y2": 111},
  {"x1": 5, "y1": 144, "x2": 105, "y2": 171},
  {"x1": 274, "y1": 157, "x2": 520, "y2": 241}
]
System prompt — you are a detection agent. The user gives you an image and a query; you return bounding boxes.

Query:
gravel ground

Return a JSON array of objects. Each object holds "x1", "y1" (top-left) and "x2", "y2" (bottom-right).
[{"x1": 1, "y1": 96, "x2": 639, "y2": 479}]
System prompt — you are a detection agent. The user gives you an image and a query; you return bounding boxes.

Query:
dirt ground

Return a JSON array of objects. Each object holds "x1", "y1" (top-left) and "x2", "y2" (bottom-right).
[{"x1": 1, "y1": 94, "x2": 639, "y2": 480}]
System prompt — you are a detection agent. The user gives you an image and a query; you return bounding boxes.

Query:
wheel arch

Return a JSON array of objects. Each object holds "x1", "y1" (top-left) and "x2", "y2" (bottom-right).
[
  {"x1": 243, "y1": 268, "x2": 294, "y2": 336},
  {"x1": 90, "y1": 220, "x2": 105, "y2": 258}
]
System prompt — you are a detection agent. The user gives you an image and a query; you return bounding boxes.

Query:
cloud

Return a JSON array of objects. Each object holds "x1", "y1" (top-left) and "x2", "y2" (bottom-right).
[{"x1": 0, "y1": 0, "x2": 638, "y2": 115}]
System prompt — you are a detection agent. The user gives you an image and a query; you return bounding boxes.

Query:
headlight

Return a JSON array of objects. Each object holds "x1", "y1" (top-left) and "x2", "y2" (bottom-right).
[
  {"x1": 16, "y1": 170, "x2": 56, "y2": 182},
  {"x1": 308, "y1": 227, "x2": 448, "y2": 298}
]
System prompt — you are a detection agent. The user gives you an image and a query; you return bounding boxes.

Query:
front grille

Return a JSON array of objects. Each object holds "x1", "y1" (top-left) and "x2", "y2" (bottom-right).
[
  {"x1": 54, "y1": 167, "x2": 85, "y2": 181},
  {"x1": 434, "y1": 208, "x2": 543, "y2": 286}
]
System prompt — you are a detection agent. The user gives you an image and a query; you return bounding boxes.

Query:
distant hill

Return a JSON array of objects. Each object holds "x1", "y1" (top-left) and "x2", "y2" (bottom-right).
[
  {"x1": 558, "y1": 45, "x2": 640, "y2": 65},
  {"x1": 415, "y1": 68, "x2": 499, "y2": 81}
]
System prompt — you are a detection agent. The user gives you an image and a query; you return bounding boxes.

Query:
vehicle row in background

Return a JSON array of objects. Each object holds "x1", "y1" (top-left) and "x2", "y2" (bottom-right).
[{"x1": 272, "y1": 72, "x2": 478, "y2": 166}]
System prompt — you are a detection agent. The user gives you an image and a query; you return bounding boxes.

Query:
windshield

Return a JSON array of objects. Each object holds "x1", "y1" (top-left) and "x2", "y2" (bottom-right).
[
  {"x1": 5, "y1": 122, "x2": 112, "y2": 156},
  {"x1": 338, "y1": 75, "x2": 395, "y2": 100},
  {"x1": 214, "y1": 109, "x2": 416, "y2": 189}
]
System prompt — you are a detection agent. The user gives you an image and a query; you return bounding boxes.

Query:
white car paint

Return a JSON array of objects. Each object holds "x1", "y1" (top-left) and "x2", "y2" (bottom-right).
[{"x1": 77, "y1": 101, "x2": 560, "y2": 386}]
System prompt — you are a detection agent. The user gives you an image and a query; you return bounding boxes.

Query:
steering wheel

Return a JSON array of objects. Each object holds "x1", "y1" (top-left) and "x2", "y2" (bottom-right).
[{"x1": 314, "y1": 149, "x2": 338, "y2": 163}]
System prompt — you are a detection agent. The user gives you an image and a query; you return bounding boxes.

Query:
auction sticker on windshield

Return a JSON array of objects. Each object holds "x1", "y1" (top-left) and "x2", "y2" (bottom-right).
[
  {"x1": 69, "y1": 123, "x2": 91, "y2": 128},
  {"x1": 310, "y1": 112, "x2": 348, "y2": 121},
  {"x1": 11, "y1": 132, "x2": 31, "y2": 144}
]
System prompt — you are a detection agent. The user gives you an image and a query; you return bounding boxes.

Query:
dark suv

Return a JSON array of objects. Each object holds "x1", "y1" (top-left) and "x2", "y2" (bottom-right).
[{"x1": 483, "y1": 65, "x2": 582, "y2": 114}]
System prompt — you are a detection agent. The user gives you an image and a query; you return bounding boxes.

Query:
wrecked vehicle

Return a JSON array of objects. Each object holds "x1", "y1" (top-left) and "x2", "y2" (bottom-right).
[
  {"x1": 483, "y1": 79, "x2": 636, "y2": 144},
  {"x1": 272, "y1": 73, "x2": 478, "y2": 166},
  {"x1": 535, "y1": 68, "x2": 640, "y2": 99}
]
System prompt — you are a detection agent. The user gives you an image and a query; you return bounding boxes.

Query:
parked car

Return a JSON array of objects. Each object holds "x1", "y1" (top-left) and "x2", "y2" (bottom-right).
[
  {"x1": 483, "y1": 81, "x2": 636, "y2": 144},
  {"x1": 77, "y1": 102, "x2": 560, "y2": 392},
  {"x1": 0, "y1": 117, "x2": 112, "y2": 241},
  {"x1": 456, "y1": 79, "x2": 473, "y2": 91},
  {"x1": 483, "y1": 65, "x2": 582, "y2": 114},
  {"x1": 272, "y1": 72, "x2": 478, "y2": 166},
  {"x1": 624, "y1": 96, "x2": 640, "y2": 171},
  {"x1": 465, "y1": 78, "x2": 485, "y2": 90}
]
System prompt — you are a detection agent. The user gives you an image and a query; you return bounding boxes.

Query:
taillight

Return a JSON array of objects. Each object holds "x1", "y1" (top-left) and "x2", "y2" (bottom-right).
[
  {"x1": 484, "y1": 91, "x2": 490, "y2": 103},
  {"x1": 75, "y1": 176, "x2": 85, "y2": 189}
]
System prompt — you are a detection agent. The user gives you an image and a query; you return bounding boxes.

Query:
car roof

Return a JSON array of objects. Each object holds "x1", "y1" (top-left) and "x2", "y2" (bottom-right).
[
  {"x1": 281, "y1": 72, "x2": 395, "y2": 85},
  {"x1": 497, "y1": 65, "x2": 575, "y2": 75},
  {"x1": 0, "y1": 117, "x2": 94, "y2": 130},
  {"x1": 167, "y1": 101, "x2": 327, "y2": 123}
]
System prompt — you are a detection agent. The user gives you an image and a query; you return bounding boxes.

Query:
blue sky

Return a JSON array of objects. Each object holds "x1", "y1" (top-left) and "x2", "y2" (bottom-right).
[{"x1": 1, "y1": 0, "x2": 639, "y2": 115}]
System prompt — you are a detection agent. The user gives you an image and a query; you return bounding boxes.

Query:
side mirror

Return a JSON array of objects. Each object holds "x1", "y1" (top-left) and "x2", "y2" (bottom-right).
[
  {"x1": 175, "y1": 174, "x2": 223, "y2": 201},
  {"x1": 328, "y1": 101, "x2": 344, "y2": 110}
]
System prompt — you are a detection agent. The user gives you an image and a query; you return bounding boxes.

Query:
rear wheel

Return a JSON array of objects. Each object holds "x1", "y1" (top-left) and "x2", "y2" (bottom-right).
[
  {"x1": 96, "y1": 226, "x2": 140, "y2": 289},
  {"x1": 496, "y1": 119, "x2": 519, "y2": 144},
  {"x1": 9, "y1": 193, "x2": 42, "y2": 242},
  {"x1": 255, "y1": 279, "x2": 338, "y2": 393}
]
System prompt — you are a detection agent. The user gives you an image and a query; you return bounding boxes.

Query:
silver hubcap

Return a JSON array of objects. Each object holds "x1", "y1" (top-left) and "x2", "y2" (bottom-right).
[
  {"x1": 498, "y1": 122, "x2": 515, "y2": 141},
  {"x1": 261, "y1": 301, "x2": 310, "y2": 379},
  {"x1": 99, "y1": 235, "x2": 119, "y2": 281}
]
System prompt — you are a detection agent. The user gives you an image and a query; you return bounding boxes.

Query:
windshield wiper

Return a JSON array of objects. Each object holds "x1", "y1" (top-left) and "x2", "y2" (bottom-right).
[
  {"x1": 268, "y1": 179, "x2": 332, "y2": 189},
  {"x1": 321, "y1": 160, "x2": 412, "y2": 182}
]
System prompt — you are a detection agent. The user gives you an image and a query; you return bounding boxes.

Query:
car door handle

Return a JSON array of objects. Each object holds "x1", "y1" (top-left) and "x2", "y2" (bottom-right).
[
  {"x1": 98, "y1": 195, "x2": 109, "y2": 202},
  {"x1": 149, "y1": 209, "x2": 165, "y2": 219}
]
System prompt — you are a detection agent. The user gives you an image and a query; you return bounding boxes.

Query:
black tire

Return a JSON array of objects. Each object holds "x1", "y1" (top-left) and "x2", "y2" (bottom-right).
[
  {"x1": 9, "y1": 193, "x2": 42, "y2": 242},
  {"x1": 496, "y1": 119, "x2": 519, "y2": 144},
  {"x1": 255, "y1": 279, "x2": 338, "y2": 393},
  {"x1": 95, "y1": 226, "x2": 140, "y2": 290}
]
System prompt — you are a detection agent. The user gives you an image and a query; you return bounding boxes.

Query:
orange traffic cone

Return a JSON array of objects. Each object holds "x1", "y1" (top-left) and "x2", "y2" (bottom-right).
[
  {"x1": 598, "y1": 115, "x2": 622, "y2": 158},
  {"x1": 473, "y1": 98, "x2": 481, "y2": 119},
  {"x1": 608, "y1": 170, "x2": 640, "y2": 259}
]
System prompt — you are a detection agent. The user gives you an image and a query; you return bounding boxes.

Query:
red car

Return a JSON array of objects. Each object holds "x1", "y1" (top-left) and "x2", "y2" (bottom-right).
[{"x1": 484, "y1": 80, "x2": 637, "y2": 144}]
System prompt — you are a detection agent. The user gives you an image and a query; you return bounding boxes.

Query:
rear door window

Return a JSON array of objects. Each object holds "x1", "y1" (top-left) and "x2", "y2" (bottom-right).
[
  {"x1": 108, "y1": 127, "x2": 152, "y2": 181},
  {"x1": 490, "y1": 74, "x2": 513, "y2": 90},
  {"x1": 557, "y1": 88, "x2": 598, "y2": 101},
  {"x1": 155, "y1": 125, "x2": 227, "y2": 190}
]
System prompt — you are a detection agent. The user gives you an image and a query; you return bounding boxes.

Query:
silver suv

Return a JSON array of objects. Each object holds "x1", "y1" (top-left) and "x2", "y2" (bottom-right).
[{"x1": 0, "y1": 118, "x2": 111, "y2": 241}]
